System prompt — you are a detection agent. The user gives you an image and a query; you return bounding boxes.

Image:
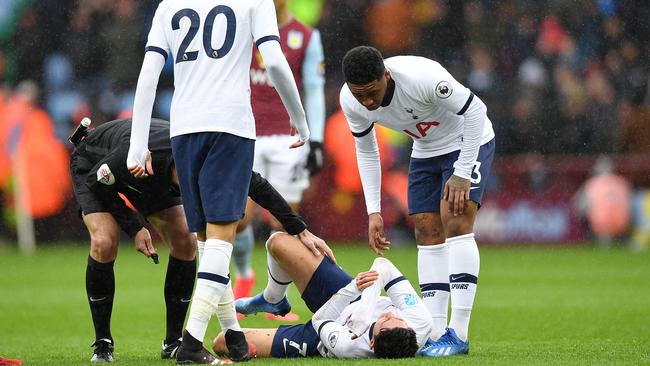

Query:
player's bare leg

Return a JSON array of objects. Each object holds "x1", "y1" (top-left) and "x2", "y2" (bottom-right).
[
  {"x1": 235, "y1": 232, "x2": 322, "y2": 318},
  {"x1": 264, "y1": 203, "x2": 302, "y2": 321},
  {"x1": 233, "y1": 199, "x2": 256, "y2": 302},
  {"x1": 83, "y1": 212, "x2": 120, "y2": 362},
  {"x1": 213, "y1": 329, "x2": 277, "y2": 358},
  {"x1": 435, "y1": 201, "x2": 479, "y2": 348},
  {"x1": 413, "y1": 212, "x2": 450, "y2": 341},
  {"x1": 147, "y1": 205, "x2": 197, "y2": 359}
]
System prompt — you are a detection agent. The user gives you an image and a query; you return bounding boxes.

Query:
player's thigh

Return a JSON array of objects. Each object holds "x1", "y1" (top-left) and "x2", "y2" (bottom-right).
[
  {"x1": 266, "y1": 232, "x2": 322, "y2": 292},
  {"x1": 237, "y1": 199, "x2": 256, "y2": 232},
  {"x1": 213, "y1": 328, "x2": 276, "y2": 358},
  {"x1": 440, "y1": 201, "x2": 478, "y2": 237},
  {"x1": 440, "y1": 138, "x2": 495, "y2": 236},
  {"x1": 412, "y1": 212, "x2": 445, "y2": 244},
  {"x1": 147, "y1": 205, "x2": 196, "y2": 261},
  {"x1": 83, "y1": 212, "x2": 121, "y2": 261},
  {"x1": 264, "y1": 135, "x2": 310, "y2": 204},
  {"x1": 408, "y1": 156, "x2": 445, "y2": 216}
]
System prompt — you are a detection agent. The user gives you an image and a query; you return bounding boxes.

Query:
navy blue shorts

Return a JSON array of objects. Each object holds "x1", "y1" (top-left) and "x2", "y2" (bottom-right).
[
  {"x1": 271, "y1": 257, "x2": 353, "y2": 358},
  {"x1": 408, "y1": 138, "x2": 495, "y2": 214},
  {"x1": 171, "y1": 132, "x2": 254, "y2": 232}
]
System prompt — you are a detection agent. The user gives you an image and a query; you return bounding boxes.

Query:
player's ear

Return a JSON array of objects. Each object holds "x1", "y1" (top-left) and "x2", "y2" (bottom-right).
[{"x1": 369, "y1": 338, "x2": 375, "y2": 349}]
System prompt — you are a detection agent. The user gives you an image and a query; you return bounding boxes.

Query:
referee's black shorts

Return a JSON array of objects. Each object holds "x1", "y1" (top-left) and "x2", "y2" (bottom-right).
[{"x1": 70, "y1": 149, "x2": 181, "y2": 218}]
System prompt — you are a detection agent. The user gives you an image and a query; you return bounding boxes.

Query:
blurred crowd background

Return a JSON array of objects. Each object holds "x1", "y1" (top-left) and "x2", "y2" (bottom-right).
[{"x1": 0, "y1": 0, "x2": 649, "y2": 248}]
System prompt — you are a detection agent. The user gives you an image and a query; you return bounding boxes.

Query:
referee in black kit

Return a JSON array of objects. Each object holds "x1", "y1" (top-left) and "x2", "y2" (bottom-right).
[{"x1": 70, "y1": 118, "x2": 323, "y2": 363}]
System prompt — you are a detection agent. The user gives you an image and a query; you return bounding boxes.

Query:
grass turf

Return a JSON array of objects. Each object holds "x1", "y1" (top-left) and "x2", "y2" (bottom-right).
[{"x1": 0, "y1": 243, "x2": 649, "y2": 365}]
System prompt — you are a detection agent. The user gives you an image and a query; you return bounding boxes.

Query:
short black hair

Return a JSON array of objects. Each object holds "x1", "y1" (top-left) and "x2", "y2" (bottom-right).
[
  {"x1": 342, "y1": 46, "x2": 385, "y2": 84},
  {"x1": 373, "y1": 327, "x2": 418, "y2": 359}
]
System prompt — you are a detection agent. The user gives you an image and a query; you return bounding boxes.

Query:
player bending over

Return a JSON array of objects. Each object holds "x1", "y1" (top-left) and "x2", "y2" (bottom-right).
[{"x1": 213, "y1": 233, "x2": 433, "y2": 359}]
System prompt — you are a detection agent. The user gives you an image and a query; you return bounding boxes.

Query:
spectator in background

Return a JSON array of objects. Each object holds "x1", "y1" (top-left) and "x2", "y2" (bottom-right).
[{"x1": 574, "y1": 156, "x2": 631, "y2": 246}]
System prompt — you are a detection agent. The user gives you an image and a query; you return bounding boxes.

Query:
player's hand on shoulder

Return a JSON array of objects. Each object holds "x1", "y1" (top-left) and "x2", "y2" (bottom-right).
[
  {"x1": 134, "y1": 227, "x2": 157, "y2": 258},
  {"x1": 296, "y1": 229, "x2": 337, "y2": 263},
  {"x1": 127, "y1": 150, "x2": 153, "y2": 178},
  {"x1": 443, "y1": 174, "x2": 471, "y2": 216},
  {"x1": 368, "y1": 213, "x2": 390, "y2": 256}
]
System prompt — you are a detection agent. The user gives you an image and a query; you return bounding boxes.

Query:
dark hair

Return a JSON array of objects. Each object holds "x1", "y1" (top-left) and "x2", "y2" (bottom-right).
[
  {"x1": 373, "y1": 327, "x2": 418, "y2": 359},
  {"x1": 342, "y1": 46, "x2": 385, "y2": 84}
]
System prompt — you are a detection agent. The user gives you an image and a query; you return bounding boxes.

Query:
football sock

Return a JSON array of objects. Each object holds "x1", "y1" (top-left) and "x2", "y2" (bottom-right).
[
  {"x1": 197, "y1": 240, "x2": 205, "y2": 262},
  {"x1": 216, "y1": 284, "x2": 241, "y2": 331},
  {"x1": 417, "y1": 244, "x2": 450, "y2": 340},
  {"x1": 262, "y1": 237, "x2": 291, "y2": 304},
  {"x1": 164, "y1": 255, "x2": 196, "y2": 344},
  {"x1": 184, "y1": 239, "x2": 234, "y2": 344},
  {"x1": 233, "y1": 226, "x2": 254, "y2": 278},
  {"x1": 447, "y1": 233, "x2": 480, "y2": 342},
  {"x1": 86, "y1": 256, "x2": 115, "y2": 342}
]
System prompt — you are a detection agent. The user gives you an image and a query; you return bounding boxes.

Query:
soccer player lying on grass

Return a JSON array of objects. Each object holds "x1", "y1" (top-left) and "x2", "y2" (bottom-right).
[
  {"x1": 213, "y1": 232, "x2": 433, "y2": 359},
  {"x1": 70, "y1": 118, "x2": 329, "y2": 363}
]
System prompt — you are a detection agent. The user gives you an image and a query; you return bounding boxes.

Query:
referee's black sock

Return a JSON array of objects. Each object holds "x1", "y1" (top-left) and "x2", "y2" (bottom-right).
[
  {"x1": 86, "y1": 256, "x2": 115, "y2": 342},
  {"x1": 164, "y1": 255, "x2": 196, "y2": 344}
]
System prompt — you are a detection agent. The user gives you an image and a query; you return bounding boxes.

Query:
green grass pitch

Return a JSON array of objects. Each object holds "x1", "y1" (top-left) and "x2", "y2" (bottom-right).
[{"x1": 1, "y1": 243, "x2": 649, "y2": 365}]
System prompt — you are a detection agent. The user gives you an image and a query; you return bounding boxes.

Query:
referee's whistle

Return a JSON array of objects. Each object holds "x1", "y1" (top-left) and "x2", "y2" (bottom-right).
[{"x1": 151, "y1": 253, "x2": 159, "y2": 264}]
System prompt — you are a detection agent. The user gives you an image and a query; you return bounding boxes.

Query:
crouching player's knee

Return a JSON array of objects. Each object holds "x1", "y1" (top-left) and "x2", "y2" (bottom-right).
[{"x1": 264, "y1": 231, "x2": 288, "y2": 256}]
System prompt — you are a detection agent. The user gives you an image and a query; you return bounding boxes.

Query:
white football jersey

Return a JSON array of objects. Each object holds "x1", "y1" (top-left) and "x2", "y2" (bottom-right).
[
  {"x1": 146, "y1": 0, "x2": 280, "y2": 139},
  {"x1": 316, "y1": 294, "x2": 431, "y2": 358},
  {"x1": 340, "y1": 56, "x2": 495, "y2": 158}
]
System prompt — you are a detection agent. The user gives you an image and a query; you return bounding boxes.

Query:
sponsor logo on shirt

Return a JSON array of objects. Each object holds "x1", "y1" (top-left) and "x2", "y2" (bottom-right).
[
  {"x1": 287, "y1": 30, "x2": 304, "y2": 50},
  {"x1": 404, "y1": 294, "x2": 417, "y2": 307}
]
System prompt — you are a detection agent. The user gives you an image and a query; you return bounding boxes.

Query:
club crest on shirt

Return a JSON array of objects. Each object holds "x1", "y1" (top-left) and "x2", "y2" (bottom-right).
[
  {"x1": 404, "y1": 294, "x2": 417, "y2": 307},
  {"x1": 435, "y1": 81, "x2": 453, "y2": 99},
  {"x1": 97, "y1": 163, "x2": 115, "y2": 185},
  {"x1": 287, "y1": 30, "x2": 303, "y2": 50},
  {"x1": 328, "y1": 331, "x2": 339, "y2": 348}
]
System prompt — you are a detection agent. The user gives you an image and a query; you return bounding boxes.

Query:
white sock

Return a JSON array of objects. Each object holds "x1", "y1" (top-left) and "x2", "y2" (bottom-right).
[
  {"x1": 215, "y1": 284, "x2": 241, "y2": 331},
  {"x1": 447, "y1": 233, "x2": 480, "y2": 342},
  {"x1": 262, "y1": 235, "x2": 291, "y2": 304},
  {"x1": 418, "y1": 244, "x2": 450, "y2": 340},
  {"x1": 197, "y1": 240, "x2": 205, "y2": 262},
  {"x1": 185, "y1": 239, "x2": 235, "y2": 341}
]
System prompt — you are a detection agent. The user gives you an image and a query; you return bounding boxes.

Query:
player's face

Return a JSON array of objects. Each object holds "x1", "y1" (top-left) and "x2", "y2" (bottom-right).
[
  {"x1": 347, "y1": 70, "x2": 390, "y2": 111},
  {"x1": 373, "y1": 312, "x2": 408, "y2": 337}
]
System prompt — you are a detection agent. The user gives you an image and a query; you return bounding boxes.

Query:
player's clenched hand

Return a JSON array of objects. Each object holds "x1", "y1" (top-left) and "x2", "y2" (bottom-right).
[
  {"x1": 289, "y1": 127, "x2": 306, "y2": 149},
  {"x1": 355, "y1": 270, "x2": 379, "y2": 291},
  {"x1": 296, "y1": 229, "x2": 337, "y2": 263},
  {"x1": 134, "y1": 227, "x2": 157, "y2": 258},
  {"x1": 444, "y1": 174, "x2": 471, "y2": 216},
  {"x1": 368, "y1": 213, "x2": 390, "y2": 256},
  {"x1": 127, "y1": 150, "x2": 154, "y2": 179}
]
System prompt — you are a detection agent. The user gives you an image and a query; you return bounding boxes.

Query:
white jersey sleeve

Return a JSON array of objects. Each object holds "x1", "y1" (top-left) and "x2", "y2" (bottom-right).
[
  {"x1": 144, "y1": 2, "x2": 171, "y2": 57},
  {"x1": 250, "y1": 0, "x2": 280, "y2": 43},
  {"x1": 340, "y1": 86, "x2": 382, "y2": 214},
  {"x1": 369, "y1": 258, "x2": 433, "y2": 347}
]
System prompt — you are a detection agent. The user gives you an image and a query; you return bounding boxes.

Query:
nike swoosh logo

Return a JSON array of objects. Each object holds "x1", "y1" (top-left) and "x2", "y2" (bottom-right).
[
  {"x1": 283, "y1": 338, "x2": 289, "y2": 353},
  {"x1": 450, "y1": 275, "x2": 465, "y2": 281},
  {"x1": 180, "y1": 298, "x2": 191, "y2": 303},
  {"x1": 470, "y1": 186, "x2": 480, "y2": 190},
  {"x1": 89, "y1": 296, "x2": 107, "y2": 302}
]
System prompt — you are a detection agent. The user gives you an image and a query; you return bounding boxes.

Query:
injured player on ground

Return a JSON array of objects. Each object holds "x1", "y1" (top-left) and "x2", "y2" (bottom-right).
[{"x1": 213, "y1": 232, "x2": 433, "y2": 359}]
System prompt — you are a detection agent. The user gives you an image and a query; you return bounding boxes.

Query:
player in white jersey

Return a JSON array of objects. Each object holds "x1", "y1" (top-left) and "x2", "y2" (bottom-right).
[
  {"x1": 339, "y1": 46, "x2": 496, "y2": 356},
  {"x1": 214, "y1": 232, "x2": 432, "y2": 359},
  {"x1": 126, "y1": 0, "x2": 310, "y2": 363}
]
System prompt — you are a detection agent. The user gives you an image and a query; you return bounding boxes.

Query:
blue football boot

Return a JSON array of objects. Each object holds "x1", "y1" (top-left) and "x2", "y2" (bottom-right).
[
  {"x1": 235, "y1": 293, "x2": 291, "y2": 316},
  {"x1": 419, "y1": 328, "x2": 469, "y2": 357}
]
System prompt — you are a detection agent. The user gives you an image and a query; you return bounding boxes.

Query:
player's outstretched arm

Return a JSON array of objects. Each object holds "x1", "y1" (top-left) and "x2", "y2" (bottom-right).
[
  {"x1": 258, "y1": 40, "x2": 310, "y2": 146},
  {"x1": 127, "y1": 52, "x2": 165, "y2": 177}
]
